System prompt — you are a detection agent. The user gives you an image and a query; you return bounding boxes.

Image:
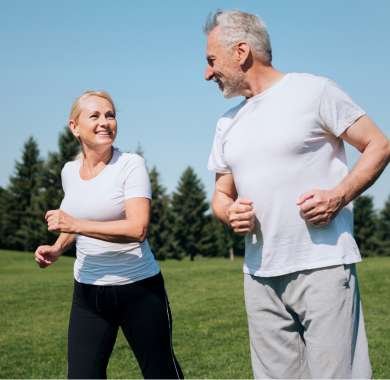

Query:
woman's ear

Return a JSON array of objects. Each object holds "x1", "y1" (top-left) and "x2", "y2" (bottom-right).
[{"x1": 68, "y1": 120, "x2": 80, "y2": 138}]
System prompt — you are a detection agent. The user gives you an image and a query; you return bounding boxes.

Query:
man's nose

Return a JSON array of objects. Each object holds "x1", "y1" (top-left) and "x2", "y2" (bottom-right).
[{"x1": 204, "y1": 66, "x2": 214, "y2": 81}]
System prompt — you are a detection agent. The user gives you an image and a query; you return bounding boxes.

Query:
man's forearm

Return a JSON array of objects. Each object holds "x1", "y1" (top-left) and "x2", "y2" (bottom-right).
[
  {"x1": 335, "y1": 139, "x2": 390, "y2": 204},
  {"x1": 212, "y1": 192, "x2": 235, "y2": 225}
]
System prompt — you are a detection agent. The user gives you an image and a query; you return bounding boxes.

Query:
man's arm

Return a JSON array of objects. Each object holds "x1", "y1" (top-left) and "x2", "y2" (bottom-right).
[
  {"x1": 45, "y1": 198, "x2": 150, "y2": 243},
  {"x1": 298, "y1": 115, "x2": 390, "y2": 225},
  {"x1": 336, "y1": 115, "x2": 390, "y2": 203},
  {"x1": 212, "y1": 173, "x2": 255, "y2": 235}
]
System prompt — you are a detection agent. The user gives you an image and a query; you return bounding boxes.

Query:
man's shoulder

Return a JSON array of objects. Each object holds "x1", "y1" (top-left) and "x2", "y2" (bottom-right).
[
  {"x1": 215, "y1": 100, "x2": 246, "y2": 133},
  {"x1": 288, "y1": 72, "x2": 330, "y2": 87},
  {"x1": 221, "y1": 100, "x2": 246, "y2": 119}
]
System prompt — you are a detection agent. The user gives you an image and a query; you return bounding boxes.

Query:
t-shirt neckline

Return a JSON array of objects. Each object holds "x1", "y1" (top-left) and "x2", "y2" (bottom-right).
[
  {"x1": 245, "y1": 73, "x2": 290, "y2": 104},
  {"x1": 78, "y1": 147, "x2": 118, "y2": 183}
]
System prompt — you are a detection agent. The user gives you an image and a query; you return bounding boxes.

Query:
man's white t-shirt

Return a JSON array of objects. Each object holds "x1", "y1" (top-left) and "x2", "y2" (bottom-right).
[
  {"x1": 60, "y1": 148, "x2": 160, "y2": 285},
  {"x1": 208, "y1": 73, "x2": 365, "y2": 277}
]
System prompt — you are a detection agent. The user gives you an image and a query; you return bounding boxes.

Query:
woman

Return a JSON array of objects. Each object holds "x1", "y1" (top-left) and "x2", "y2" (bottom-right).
[{"x1": 34, "y1": 91, "x2": 183, "y2": 379}]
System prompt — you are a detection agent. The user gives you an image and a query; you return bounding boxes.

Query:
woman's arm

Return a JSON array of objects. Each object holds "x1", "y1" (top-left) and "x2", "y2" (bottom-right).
[
  {"x1": 34, "y1": 233, "x2": 76, "y2": 268},
  {"x1": 45, "y1": 197, "x2": 150, "y2": 244}
]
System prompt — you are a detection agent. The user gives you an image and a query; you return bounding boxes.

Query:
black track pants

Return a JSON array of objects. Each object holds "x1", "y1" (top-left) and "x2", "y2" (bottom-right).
[{"x1": 67, "y1": 272, "x2": 183, "y2": 379}]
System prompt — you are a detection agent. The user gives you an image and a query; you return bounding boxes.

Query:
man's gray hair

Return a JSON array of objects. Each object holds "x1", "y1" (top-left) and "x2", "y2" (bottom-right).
[{"x1": 204, "y1": 10, "x2": 272, "y2": 65}]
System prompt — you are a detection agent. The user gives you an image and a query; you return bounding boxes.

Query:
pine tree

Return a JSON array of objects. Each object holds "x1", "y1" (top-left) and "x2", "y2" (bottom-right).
[
  {"x1": 377, "y1": 194, "x2": 390, "y2": 256},
  {"x1": 353, "y1": 195, "x2": 380, "y2": 257},
  {"x1": 0, "y1": 186, "x2": 7, "y2": 248},
  {"x1": 170, "y1": 167, "x2": 210, "y2": 260},
  {"x1": 148, "y1": 167, "x2": 173, "y2": 260},
  {"x1": 2, "y1": 137, "x2": 44, "y2": 250},
  {"x1": 202, "y1": 215, "x2": 232, "y2": 257}
]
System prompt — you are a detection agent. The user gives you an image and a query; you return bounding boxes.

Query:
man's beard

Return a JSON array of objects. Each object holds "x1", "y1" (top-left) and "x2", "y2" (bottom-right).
[{"x1": 215, "y1": 72, "x2": 246, "y2": 98}]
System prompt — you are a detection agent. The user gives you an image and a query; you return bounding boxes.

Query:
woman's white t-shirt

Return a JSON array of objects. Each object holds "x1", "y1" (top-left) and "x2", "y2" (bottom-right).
[
  {"x1": 208, "y1": 73, "x2": 364, "y2": 277},
  {"x1": 60, "y1": 148, "x2": 160, "y2": 285}
]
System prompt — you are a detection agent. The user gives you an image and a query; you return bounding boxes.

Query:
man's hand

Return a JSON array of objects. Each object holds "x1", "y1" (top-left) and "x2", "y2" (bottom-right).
[
  {"x1": 227, "y1": 198, "x2": 256, "y2": 235},
  {"x1": 297, "y1": 189, "x2": 345, "y2": 226},
  {"x1": 45, "y1": 209, "x2": 79, "y2": 233},
  {"x1": 34, "y1": 245, "x2": 62, "y2": 268}
]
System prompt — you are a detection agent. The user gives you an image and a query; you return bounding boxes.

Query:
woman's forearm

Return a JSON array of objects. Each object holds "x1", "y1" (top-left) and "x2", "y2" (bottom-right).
[
  {"x1": 74, "y1": 219, "x2": 147, "y2": 243},
  {"x1": 54, "y1": 233, "x2": 76, "y2": 254}
]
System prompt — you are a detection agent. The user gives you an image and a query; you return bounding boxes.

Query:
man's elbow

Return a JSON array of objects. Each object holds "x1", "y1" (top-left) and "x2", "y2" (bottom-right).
[
  {"x1": 377, "y1": 137, "x2": 390, "y2": 165},
  {"x1": 385, "y1": 139, "x2": 390, "y2": 163}
]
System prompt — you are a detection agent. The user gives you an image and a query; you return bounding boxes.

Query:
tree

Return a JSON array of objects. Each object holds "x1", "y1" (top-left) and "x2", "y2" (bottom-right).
[
  {"x1": 170, "y1": 167, "x2": 210, "y2": 260},
  {"x1": 0, "y1": 186, "x2": 7, "y2": 247},
  {"x1": 353, "y1": 195, "x2": 381, "y2": 257},
  {"x1": 201, "y1": 215, "x2": 232, "y2": 258},
  {"x1": 377, "y1": 195, "x2": 390, "y2": 256},
  {"x1": 148, "y1": 167, "x2": 173, "y2": 260},
  {"x1": 2, "y1": 137, "x2": 44, "y2": 250}
]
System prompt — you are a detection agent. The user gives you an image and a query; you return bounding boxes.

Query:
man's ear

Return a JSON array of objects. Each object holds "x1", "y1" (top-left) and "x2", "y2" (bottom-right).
[
  {"x1": 235, "y1": 42, "x2": 251, "y2": 65},
  {"x1": 68, "y1": 120, "x2": 80, "y2": 138}
]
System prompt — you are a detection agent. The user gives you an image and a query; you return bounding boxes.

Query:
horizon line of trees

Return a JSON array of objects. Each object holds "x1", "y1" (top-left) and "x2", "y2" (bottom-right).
[{"x1": 0, "y1": 128, "x2": 389, "y2": 259}]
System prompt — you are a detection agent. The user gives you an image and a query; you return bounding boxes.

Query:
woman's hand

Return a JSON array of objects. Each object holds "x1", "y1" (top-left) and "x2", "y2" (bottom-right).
[
  {"x1": 34, "y1": 244, "x2": 62, "y2": 268},
  {"x1": 45, "y1": 209, "x2": 79, "y2": 233}
]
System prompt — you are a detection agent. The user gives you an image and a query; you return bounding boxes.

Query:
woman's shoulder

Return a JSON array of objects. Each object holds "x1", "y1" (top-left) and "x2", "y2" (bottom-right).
[
  {"x1": 61, "y1": 158, "x2": 81, "y2": 177},
  {"x1": 114, "y1": 149, "x2": 146, "y2": 166}
]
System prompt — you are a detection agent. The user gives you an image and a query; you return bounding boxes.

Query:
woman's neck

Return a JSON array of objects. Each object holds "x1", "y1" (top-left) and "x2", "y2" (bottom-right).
[{"x1": 81, "y1": 146, "x2": 113, "y2": 170}]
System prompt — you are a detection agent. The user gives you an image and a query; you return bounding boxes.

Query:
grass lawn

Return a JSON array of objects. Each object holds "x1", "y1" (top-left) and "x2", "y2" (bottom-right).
[{"x1": 0, "y1": 250, "x2": 389, "y2": 378}]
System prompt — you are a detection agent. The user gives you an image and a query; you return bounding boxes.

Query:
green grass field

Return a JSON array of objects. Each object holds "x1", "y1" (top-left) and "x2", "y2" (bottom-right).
[{"x1": 0, "y1": 250, "x2": 389, "y2": 379}]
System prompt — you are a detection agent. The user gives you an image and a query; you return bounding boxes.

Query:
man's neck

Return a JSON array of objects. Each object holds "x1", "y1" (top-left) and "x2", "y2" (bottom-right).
[{"x1": 241, "y1": 65, "x2": 285, "y2": 99}]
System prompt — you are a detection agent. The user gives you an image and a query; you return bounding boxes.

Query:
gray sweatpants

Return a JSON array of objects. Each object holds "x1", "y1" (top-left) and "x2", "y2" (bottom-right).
[{"x1": 244, "y1": 264, "x2": 372, "y2": 379}]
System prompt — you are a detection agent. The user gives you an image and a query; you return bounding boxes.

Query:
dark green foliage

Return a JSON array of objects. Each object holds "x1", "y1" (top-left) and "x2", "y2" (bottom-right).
[
  {"x1": 229, "y1": 228, "x2": 245, "y2": 257},
  {"x1": 0, "y1": 129, "x2": 79, "y2": 253},
  {"x1": 0, "y1": 187, "x2": 7, "y2": 247},
  {"x1": 148, "y1": 167, "x2": 173, "y2": 260},
  {"x1": 2, "y1": 137, "x2": 44, "y2": 250},
  {"x1": 353, "y1": 195, "x2": 382, "y2": 257},
  {"x1": 201, "y1": 216, "x2": 234, "y2": 258},
  {"x1": 170, "y1": 167, "x2": 210, "y2": 260},
  {"x1": 377, "y1": 195, "x2": 390, "y2": 255}
]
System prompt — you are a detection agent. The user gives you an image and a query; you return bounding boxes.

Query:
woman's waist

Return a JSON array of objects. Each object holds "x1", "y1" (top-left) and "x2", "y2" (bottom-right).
[{"x1": 75, "y1": 235, "x2": 145, "y2": 255}]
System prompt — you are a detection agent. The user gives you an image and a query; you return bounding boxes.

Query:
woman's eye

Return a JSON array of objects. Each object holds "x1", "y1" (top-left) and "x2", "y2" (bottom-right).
[{"x1": 90, "y1": 114, "x2": 98, "y2": 119}]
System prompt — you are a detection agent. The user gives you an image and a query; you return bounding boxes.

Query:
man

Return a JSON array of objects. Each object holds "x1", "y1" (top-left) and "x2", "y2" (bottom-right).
[{"x1": 204, "y1": 10, "x2": 389, "y2": 379}]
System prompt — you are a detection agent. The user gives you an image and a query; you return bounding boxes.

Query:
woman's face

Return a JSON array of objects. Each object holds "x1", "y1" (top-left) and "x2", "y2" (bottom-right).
[{"x1": 70, "y1": 95, "x2": 117, "y2": 150}]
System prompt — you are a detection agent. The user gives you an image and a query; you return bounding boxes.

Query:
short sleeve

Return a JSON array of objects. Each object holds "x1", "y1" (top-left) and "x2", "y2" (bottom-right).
[
  {"x1": 59, "y1": 162, "x2": 71, "y2": 210},
  {"x1": 207, "y1": 121, "x2": 232, "y2": 173},
  {"x1": 123, "y1": 155, "x2": 151, "y2": 199},
  {"x1": 319, "y1": 79, "x2": 366, "y2": 137}
]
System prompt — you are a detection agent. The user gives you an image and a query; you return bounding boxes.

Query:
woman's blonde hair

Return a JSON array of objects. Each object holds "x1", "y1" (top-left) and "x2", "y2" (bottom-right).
[{"x1": 69, "y1": 90, "x2": 116, "y2": 122}]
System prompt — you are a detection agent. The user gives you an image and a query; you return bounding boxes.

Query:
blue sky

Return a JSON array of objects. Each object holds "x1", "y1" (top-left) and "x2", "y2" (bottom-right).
[{"x1": 1, "y1": 0, "x2": 389, "y2": 208}]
